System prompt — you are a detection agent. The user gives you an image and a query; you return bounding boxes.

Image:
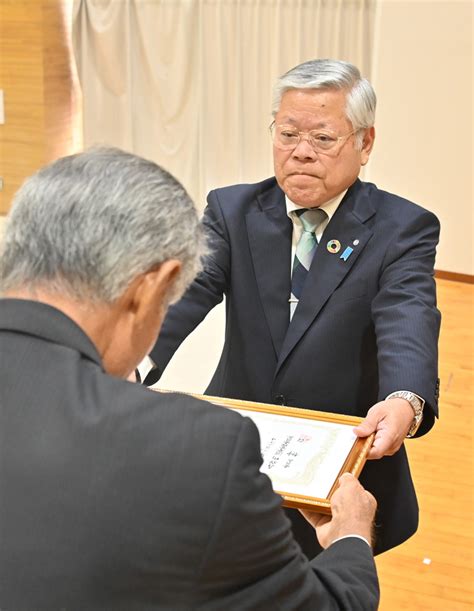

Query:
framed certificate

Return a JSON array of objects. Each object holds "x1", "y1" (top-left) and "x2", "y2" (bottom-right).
[{"x1": 182, "y1": 393, "x2": 374, "y2": 513}]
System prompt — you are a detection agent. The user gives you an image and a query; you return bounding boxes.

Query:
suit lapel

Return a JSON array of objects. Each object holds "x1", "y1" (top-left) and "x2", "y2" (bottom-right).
[
  {"x1": 276, "y1": 180, "x2": 376, "y2": 373},
  {"x1": 246, "y1": 183, "x2": 292, "y2": 357}
]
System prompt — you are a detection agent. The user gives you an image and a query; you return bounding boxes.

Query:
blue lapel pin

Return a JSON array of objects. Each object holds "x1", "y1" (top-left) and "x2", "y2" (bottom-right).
[{"x1": 340, "y1": 246, "x2": 354, "y2": 261}]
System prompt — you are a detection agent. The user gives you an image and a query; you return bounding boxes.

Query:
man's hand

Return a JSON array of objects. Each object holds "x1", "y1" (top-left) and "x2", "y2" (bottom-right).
[
  {"x1": 300, "y1": 473, "x2": 376, "y2": 549},
  {"x1": 353, "y1": 398, "x2": 415, "y2": 459}
]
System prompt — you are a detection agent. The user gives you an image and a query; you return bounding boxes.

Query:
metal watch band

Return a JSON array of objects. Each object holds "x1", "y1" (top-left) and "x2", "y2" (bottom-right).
[{"x1": 386, "y1": 390, "x2": 424, "y2": 437}]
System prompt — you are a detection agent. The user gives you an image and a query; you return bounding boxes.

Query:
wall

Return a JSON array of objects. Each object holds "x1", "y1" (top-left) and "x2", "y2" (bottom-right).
[
  {"x1": 366, "y1": 0, "x2": 473, "y2": 275},
  {"x1": 0, "y1": 0, "x2": 81, "y2": 215}
]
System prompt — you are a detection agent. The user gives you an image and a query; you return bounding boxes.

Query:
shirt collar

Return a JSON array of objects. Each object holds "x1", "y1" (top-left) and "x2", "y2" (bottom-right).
[{"x1": 285, "y1": 189, "x2": 348, "y2": 222}]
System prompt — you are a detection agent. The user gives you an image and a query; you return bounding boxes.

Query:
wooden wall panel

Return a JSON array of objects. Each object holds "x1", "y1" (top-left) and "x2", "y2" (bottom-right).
[
  {"x1": 0, "y1": 0, "x2": 44, "y2": 212},
  {"x1": 0, "y1": 0, "x2": 81, "y2": 215},
  {"x1": 43, "y1": 0, "x2": 81, "y2": 163}
]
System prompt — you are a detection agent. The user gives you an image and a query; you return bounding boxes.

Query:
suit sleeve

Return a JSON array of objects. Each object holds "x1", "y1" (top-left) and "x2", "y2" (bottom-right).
[
  {"x1": 147, "y1": 192, "x2": 230, "y2": 384},
  {"x1": 195, "y1": 417, "x2": 380, "y2": 611},
  {"x1": 372, "y1": 207, "x2": 441, "y2": 435}
]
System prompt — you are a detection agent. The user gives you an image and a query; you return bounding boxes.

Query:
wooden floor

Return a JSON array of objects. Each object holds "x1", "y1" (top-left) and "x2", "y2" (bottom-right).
[{"x1": 376, "y1": 278, "x2": 474, "y2": 610}]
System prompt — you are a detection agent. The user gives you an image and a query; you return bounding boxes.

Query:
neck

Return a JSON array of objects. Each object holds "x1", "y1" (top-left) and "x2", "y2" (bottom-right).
[{"x1": 3, "y1": 288, "x2": 119, "y2": 359}]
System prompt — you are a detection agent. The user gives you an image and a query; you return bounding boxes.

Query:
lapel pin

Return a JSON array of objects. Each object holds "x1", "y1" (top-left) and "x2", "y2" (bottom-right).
[
  {"x1": 340, "y1": 246, "x2": 354, "y2": 261},
  {"x1": 353, "y1": 239, "x2": 360, "y2": 246},
  {"x1": 327, "y1": 239, "x2": 341, "y2": 254}
]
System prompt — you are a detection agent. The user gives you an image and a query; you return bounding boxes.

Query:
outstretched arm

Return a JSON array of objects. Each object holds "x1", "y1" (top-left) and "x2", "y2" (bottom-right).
[{"x1": 355, "y1": 208, "x2": 441, "y2": 456}]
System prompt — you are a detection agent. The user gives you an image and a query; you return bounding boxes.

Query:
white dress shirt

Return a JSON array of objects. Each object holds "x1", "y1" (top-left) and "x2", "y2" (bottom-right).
[{"x1": 286, "y1": 189, "x2": 348, "y2": 276}]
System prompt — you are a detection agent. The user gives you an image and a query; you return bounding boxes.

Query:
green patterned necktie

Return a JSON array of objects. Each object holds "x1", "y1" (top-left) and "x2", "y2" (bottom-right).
[{"x1": 290, "y1": 207, "x2": 327, "y2": 319}]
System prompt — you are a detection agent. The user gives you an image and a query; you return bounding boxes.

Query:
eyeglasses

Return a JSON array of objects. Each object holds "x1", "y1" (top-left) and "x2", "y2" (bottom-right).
[{"x1": 270, "y1": 122, "x2": 359, "y2": 155}]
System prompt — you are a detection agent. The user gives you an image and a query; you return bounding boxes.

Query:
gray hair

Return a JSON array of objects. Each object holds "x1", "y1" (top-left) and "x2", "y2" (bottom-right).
[
  {"x1": 272, "y1": 59, "x2": 376, "y2": 148},
  {"x1": 0, "y1": 147, "x2": 206, "y2": 304}
]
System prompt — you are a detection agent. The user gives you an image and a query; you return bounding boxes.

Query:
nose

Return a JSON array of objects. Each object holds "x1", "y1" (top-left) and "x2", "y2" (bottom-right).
[{"x1": 292, "y1": 135, "x2": 318, "y2": 160}]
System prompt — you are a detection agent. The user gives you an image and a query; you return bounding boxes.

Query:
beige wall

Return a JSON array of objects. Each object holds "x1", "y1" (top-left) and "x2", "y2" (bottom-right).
[{"x1": 365, "y1": 0, "x2": 473, "y2": 275}]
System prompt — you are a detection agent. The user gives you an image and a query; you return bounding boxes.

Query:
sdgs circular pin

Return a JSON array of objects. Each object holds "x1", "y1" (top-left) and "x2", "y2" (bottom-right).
[{"x1": 327, "y1": 239, "x2": 341, "y2": 254}]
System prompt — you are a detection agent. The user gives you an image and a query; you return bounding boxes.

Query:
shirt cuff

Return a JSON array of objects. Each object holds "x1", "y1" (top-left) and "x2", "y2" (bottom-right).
[
  {"x1": 330, "y1": 534, "x2": 371, "y2": 548},
  {"x1": 136, "y1": 355, "x2": 156, "y2": 383}
]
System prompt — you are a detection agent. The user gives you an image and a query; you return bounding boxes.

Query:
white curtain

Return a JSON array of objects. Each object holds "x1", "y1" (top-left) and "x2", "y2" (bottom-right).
[{"x1": 72, "y1": 0, "x2": 375, "y2": 211}]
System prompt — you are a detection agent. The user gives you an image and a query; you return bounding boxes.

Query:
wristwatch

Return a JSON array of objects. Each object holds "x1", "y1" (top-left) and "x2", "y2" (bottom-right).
[{"x1": 386, "y1": 390, "x2": 424, "y2": 437}]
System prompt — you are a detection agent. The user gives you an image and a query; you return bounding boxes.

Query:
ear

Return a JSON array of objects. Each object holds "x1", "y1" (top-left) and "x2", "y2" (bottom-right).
[
  {"x1": 128, "y1": 260, "x2": 182, "y2": 322},
  {"x1": 360, "y1": 127, "x2": 375, "y2": 166},
  {"x1": 100, "y1": 260, "x2": 182, "y2": 378}
]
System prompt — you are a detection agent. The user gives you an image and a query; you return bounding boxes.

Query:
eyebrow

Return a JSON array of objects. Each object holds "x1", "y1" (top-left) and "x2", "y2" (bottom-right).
[{"x1": 279, "y1": 119, "x2": 336, "y2": 131}]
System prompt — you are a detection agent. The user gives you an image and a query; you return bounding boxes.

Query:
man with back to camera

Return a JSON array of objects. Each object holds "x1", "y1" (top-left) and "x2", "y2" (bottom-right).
[
  {"x1": 144, "y1": 59, "x2": 441, "y2": 558},
  {"x1": 0, "y1": 147, "x2": 379, "y2": 609}
]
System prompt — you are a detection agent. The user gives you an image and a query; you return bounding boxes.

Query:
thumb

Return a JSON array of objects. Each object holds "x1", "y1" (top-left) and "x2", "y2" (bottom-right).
[
  {"x1": 338, "y1": 472, "x2": 357, "y2": 485},
  {"x1": 353, "y1": 411, "x2": 379, "y2": 437}
]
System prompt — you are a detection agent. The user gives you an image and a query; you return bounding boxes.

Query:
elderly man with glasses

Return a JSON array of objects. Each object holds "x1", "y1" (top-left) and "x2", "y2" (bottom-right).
[{"x1": 145, "y1": 59, "x2": 441, "y2": 559}]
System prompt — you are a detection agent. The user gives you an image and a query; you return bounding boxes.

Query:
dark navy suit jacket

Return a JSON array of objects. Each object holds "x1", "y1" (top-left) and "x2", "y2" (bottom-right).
[
  {"x1": 0, "y1": 299, "x2": 379, "y2": 609},
  {"x1": 150, "y1": 177, "x2": 441, "y2": 555}
]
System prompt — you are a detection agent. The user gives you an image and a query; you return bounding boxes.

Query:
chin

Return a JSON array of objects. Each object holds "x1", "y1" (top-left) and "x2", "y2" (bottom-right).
[
  {"x1": 288, "y1": 190, "x2": 324, "y2": 208},
  {"x1": 283, "y1": 180, "x2": 324, "y2": 206}
]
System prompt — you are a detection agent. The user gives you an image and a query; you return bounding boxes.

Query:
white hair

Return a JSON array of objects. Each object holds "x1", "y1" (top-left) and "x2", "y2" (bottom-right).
[
  {"x1": 0, "y1": 147, "x2": 206, "y2": 304},
  {"x1": 272, "y1": 59, "x2": 376, "y2": 148}
]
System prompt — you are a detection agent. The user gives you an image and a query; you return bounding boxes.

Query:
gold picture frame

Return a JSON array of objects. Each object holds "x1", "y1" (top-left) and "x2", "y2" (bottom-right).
[{"x1": 159, "y1": 390, "x2": 373, "y2": 513}]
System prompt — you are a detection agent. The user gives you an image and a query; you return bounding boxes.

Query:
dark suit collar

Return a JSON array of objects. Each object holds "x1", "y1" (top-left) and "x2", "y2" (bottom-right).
[
  {"x1": 341, "y1": 178, "x2": 376, "y2": 223},
  {"x1": 255, "y1": 177, "x2": 375, "y2": 217},
  {"x1": 254, "y1": 177, "x2": 284, "y2": 212},
  {"x1": 246, "y1": 180, "x2": 292, "y2": 357},
  {"x1": 0, "y1": 298, "x2": 102, "y2": 366},
  {"x1": 246, "y1": 178, "x2": 377, "y2": 364},
  {"x1": 276, "y1": 179, "x2": 376, "y2": 372}
]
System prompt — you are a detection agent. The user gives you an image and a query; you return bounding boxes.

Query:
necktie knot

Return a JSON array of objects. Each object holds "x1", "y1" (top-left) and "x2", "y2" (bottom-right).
[{"x1": 296, "y1": 207, "x2": 327, "y2": 234}]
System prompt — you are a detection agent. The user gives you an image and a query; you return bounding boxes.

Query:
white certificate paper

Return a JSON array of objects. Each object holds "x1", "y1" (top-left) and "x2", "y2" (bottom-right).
[
  {"x1": 155, "y1": 389, "x2": 372, "y2": 510},
  {"x1": 235, "y1": 408, "x2": 358, "y2": 499}
]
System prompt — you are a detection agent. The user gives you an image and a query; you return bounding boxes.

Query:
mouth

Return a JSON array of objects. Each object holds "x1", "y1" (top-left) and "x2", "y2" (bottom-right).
[{"x1": 288, "y1": 172, "x2": 320, "y2": 179}]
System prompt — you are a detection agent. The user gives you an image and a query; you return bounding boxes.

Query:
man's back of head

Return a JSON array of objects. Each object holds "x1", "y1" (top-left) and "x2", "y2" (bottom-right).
[{"x1": 0, "y1": 146, "x2": 205, "y2": 305}]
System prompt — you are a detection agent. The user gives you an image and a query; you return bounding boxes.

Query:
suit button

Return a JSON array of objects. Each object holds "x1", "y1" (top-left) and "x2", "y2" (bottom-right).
[{"x1": 274, "y1": 394, "x2": 286, "y2": 405}]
